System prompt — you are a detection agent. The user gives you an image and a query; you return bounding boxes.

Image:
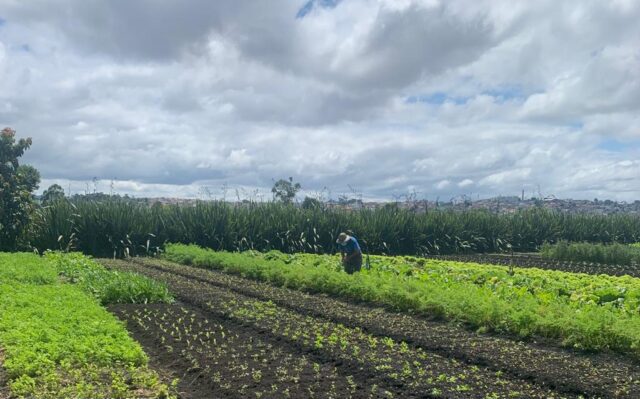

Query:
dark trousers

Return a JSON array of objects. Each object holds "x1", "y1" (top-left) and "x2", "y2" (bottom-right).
[{"x1": 343, "y1": 252, "x2": 362, "y2": 274}]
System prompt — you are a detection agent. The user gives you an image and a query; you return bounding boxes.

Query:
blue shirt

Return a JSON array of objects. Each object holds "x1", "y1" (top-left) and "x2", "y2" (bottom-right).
[{"x1": 340, "y1": 236, "x2": 361, "y2": 255}]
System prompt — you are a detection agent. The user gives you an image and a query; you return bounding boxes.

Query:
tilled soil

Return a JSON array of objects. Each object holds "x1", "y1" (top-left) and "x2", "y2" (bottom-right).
[
  {"x1": 111, "y1": 303, "x2": 384, "y2": 399},
  {"x1": 101, "y1": 258, "x2": 596, "y2": 399},
  {"x1": 118, "y1": 258, "x2": 640, "y2": 398}
]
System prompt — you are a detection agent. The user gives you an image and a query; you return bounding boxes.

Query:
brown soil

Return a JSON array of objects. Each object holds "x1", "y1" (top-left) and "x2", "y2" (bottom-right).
[{"x1": 102, "y1": 258, "x2": 588, "y2": 399}]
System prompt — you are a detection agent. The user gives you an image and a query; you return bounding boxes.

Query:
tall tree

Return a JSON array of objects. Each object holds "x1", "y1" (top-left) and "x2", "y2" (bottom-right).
[
  {"x1": 42, "y1": 184, "x2": 65, "y2": 205},
  {"x1": 0, "y1": 128, "x2": 39, "y2": 250},
  {"x1": 271, "y1": 177, "x2": 301, "y2": 204}
]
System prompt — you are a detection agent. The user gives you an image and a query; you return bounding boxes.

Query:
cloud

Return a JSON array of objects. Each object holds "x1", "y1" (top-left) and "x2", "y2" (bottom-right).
[{"x1": 0, "y1": 0, "x2": 639, "y2": 201}]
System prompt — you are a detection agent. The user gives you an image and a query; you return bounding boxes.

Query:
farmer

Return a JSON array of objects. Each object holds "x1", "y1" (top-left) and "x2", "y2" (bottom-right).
[{"x1": 336, "y1": 232, "x2": 362, "y2": 274}]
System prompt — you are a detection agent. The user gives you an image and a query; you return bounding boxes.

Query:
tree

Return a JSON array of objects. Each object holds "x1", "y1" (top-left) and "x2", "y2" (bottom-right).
[
  {"x1": 271, "y1": 177, "x2": 301, "y2": 204},
  {"x1": 42, "y1": 184, "x2": 65, "y2": 205},
  {"x1": 0, "y1": 128, "x2": 39, "y2": 250}
]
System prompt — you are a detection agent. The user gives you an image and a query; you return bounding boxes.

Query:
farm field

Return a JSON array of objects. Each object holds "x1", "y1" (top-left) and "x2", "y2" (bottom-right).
[{"x1": 101, "y1": 252, "x2": 640, "y2": 398}]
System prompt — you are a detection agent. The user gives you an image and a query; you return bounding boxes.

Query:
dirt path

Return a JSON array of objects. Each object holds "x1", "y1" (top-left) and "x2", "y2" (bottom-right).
[{"x1": 102, "y1": 258, "x2": 586, "y2": 399}]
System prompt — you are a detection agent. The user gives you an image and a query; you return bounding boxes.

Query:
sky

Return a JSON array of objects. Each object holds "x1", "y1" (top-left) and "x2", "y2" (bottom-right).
[{"x1": 0, "y1": 0, "x2": 639, "y2": 201}]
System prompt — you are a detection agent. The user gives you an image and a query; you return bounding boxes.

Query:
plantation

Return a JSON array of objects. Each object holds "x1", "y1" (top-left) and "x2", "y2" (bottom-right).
[{"x1": 24, "y1": 199, "x2": 640, "y2": 257}]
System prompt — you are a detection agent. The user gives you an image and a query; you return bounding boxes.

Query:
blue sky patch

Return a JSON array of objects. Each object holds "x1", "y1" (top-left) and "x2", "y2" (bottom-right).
[
  {"x1": 406, "y1": 92, "x2": 469, "y2": 105},
  {"x1": 296, "y1": 0, "x2": 341, "y2": 18},
  {"x1": 481, "y1": 85, "x2": 528, "y2": 102},
  {"x1": 599, "y1": 138, "x2": 638, "y2": 152},
  {"x1": 0, "y1": 17, "x2": 6, "y2": 27}
]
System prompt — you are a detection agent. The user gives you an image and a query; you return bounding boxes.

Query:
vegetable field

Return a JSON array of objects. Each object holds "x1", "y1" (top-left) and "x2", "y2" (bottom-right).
[
  {"x1": 3, "y1": 246, "x2": 640, "y2": 397},
  {"x1": 93, "y1": 245, "x2": 640, "y2": 398}
]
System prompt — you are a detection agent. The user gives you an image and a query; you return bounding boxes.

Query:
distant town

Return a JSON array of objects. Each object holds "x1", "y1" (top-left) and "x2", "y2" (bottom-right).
[{"x1": 54, "y1": 192, "x2": 640, "y2": 215}]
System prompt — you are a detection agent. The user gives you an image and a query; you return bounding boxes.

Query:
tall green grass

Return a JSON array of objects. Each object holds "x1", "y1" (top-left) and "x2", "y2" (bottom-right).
[
  {"x1": 541, "y1": 241, "x2": 640, "y2": 265},
  {"x1": 24, "y1": 198, "x2": 640, "y2": 257}
]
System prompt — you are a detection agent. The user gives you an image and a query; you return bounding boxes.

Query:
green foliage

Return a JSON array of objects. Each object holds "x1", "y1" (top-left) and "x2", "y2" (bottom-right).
[
  {"x1": 0, "y1": 127, "x2": 40, "y2": 251},
  {"x1": 26, "y1": 199, "x2": 640, "y2": 258},
  {"x1": 45, "y1": 252, "x2": 174, "y2": 305},
  {"x1": 0, "y1": 252, "x2": 174, "y2": 398},
  {"x1": 271, "y1": 177, "x2": 301, "y2": 203},
  {"x1": 541, "y1": 241, "x2": 640, "y2": 265},
  {"x1": 41, "y1": 183, "x2": 65, "y2": 205},
  {"x1": 164, "y1": 243, "x2": 640, "y2": 357}
]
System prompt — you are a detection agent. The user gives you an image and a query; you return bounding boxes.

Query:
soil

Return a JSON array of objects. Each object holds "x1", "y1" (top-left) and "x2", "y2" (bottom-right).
[{"x1": 101, "y1": 258, "x2": 595, "y2": 399}]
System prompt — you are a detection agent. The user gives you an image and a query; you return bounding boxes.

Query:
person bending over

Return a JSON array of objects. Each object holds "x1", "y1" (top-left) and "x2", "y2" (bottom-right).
[{"x1": 336, "y1": 232, "x2": 362, "y2": 274}]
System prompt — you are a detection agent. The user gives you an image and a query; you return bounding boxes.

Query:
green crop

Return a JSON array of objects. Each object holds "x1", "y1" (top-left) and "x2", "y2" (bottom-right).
[
  {"x1": 541, "y1": 240, "x2": 640, "y2": 265},
  {"x1": 45, "y1": 251, "x2": 173, "y2": 304},
  {"x1": 164, "y1": 243, "x2": 640, "y2": 357},
  {"x1": 25, "y1": 199, "x2": 640, "y2": 258},
  {"x1": 0, "y1": 252, "x2": 175, "y2": 398}
]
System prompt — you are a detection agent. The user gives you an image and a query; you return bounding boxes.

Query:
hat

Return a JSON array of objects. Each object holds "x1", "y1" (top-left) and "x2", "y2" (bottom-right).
[{"x1": 336, "y1": 232, "x2": 349, "y2": 244}]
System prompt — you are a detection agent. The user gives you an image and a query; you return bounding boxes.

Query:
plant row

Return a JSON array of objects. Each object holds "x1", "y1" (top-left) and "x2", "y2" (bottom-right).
[
  {"x1": 540, "y1": 240, "x2": 640, "y2": 266},
  {"x1": 164, "y1": 244, "x2": 640, "y2": 358},
  {"x1": 123, "y1": 263, "x2": 570, "y2": 398},
  {"x1": 0, "y1": 253, "x2": 175, "y2": 398},
  {"x1": 114, "y1": 303, "x2": 381, "y2": 398},
  {"x1": 423, "y1": 253, "x2": 640, "y2": 278},
  {"x1": 108, "y1": 257, "x2": 639, "y2": 398},
  {"x1": 25, "y1": 198, "x2": 640, "y2": 257},
  {"x1": 45, "y1": 251, "x2": 173, "y2": 304}
]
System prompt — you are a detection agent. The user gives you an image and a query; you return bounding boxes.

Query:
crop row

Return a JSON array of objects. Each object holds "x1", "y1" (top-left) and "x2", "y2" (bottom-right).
[
  {"x1": 0, "y1": 253, "x2": 174, "y2": 399},
  {"x1": 423, "y1": 253, "x2": 640, "y2": 277},
  {"x1": 114, "y1": 260, "x2": 576, "y2": 398},
  {"x1": 163, "y1": 244, "x2": 640, "y2": 358},
  {"x1": 105, "y1": 257, "x2": 640, "y2": 398},
  {"x1": 113, "y1": 303, "x2": 388, "y2": 399}
]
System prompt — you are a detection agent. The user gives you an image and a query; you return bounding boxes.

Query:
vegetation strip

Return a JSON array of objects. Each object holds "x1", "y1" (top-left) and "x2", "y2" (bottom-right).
[
  {"x1": 423, "y1": 253, "x2": 640, "y2": 278},
  {"x1": 28, "y1": 200, "x2": 640, "y2": 258},
  {"x1": 107, "y1": 260, "x2": 576, "y2": 399},
  {"x1": 162, "y1": 244, "x2": 640, "y2": 358},
  {"x1": 0, "y1": 253, "x2": 174, "y2": 399},
  {"x1": 105, "y1": 257, "x2": 640, "y2": 398},
  {"x1": 541, "y1": 241, "x2": 640, "y2": 266}
]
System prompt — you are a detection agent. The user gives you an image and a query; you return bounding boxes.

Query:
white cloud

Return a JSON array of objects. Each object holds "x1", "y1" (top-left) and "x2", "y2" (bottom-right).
[{"x1": 1, "y1": 0, "x2": 639, "y2": 201}]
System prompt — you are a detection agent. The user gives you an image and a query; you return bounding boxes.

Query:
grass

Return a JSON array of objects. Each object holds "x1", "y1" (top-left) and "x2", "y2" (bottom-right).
[
  {"x1": 164, "y1": 243, "x2": 640, "y2": 358},
  {"x1": 0, "y1": 252, "x2": 176, "y2": 398},
  {"x1": 540, "y1": 240, "x2": 640, "y2": 265}
]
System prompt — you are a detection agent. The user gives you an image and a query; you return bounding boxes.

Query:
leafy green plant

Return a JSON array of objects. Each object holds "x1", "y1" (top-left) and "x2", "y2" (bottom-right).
[
  {"x1": 0, "y1": 252, "x2": 175, "y2": 398},
  {"x1": 45, "y1": 251, "x2": 174, "y2": 304},
  {"x1": 164, "y1": 243, "x2": 640, "y2": 357}
]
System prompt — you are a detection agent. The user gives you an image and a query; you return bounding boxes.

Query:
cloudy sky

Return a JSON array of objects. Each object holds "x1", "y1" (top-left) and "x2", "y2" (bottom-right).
[{"x1": 1, "y1": 0, "x2": 639, "y2": 201}]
